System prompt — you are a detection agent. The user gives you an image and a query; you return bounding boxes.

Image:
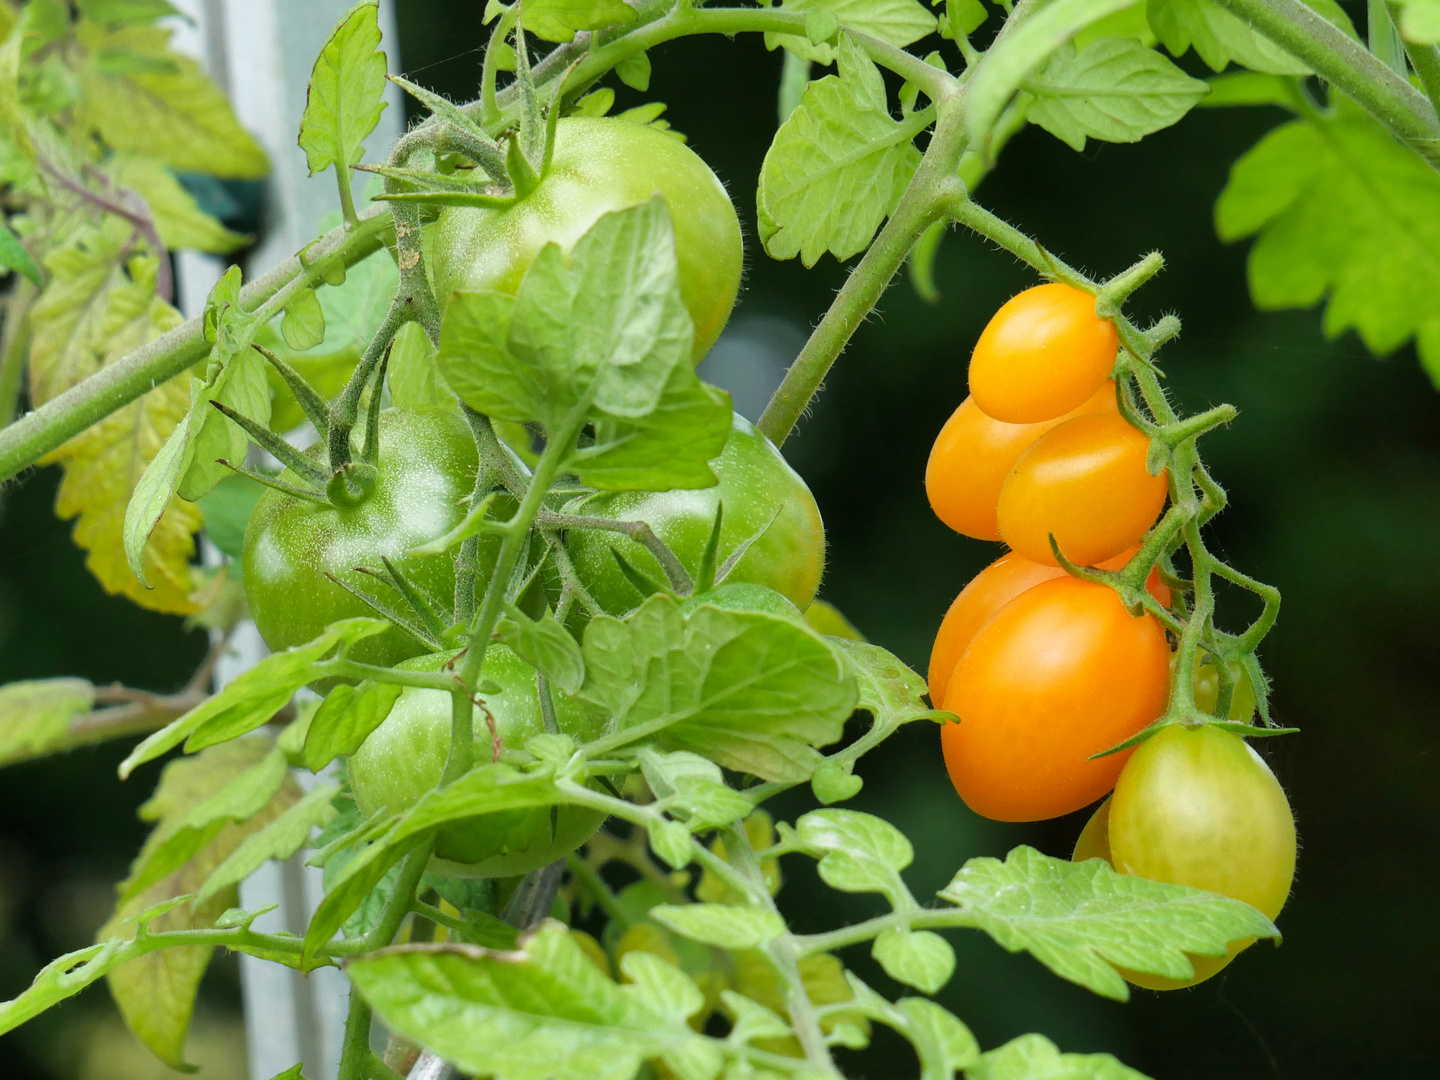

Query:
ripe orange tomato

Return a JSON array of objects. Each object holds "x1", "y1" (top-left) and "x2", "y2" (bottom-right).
[
  {"x1": 928, "y1": 548, "x2": 1170, "y2": 709},
  {"x1": 967, "y1": 283, "x2": 1119, "y2": 424},
  {"x1": 926, "y1": 382, "x2": 1116, "y2": 540},
  {"x1": 1075, "y1": 724, "x2": 1296, "y2": 990},
  {"x1": 997, "y1": 412, "x2": 1168, "y2": 567},
  {"x1": 941, "y1": 576, "x2": 1169, "y2": 821}
]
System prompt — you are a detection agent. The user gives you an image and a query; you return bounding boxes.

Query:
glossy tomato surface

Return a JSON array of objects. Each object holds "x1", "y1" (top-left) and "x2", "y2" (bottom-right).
[
  {"x1": 942, "y1": 576, "x2": 1169, "y2": 821},
  {"x1": 1106, "y1": 723, "x2": 1296, "y2": 988},
  {"x1": 967, "y1": 283, "x2": 1118, "y2": 424},
  {"x1": 427, "y1": 117, "x2": 743, "y2": 362},
  {"x1": 348, "y1": 649, "x2": 608, "y2": 876},
  {"x1": 566, "y1": 414, "x2": 825, "y2": 615},
  {"x1": 243, "y1": 408, "x2": 480, "y2": 677},
  {"x1": 997, "y1": 411, "x2": 1168, "y2": 566},
  {"x1": 926, "y1": 381, "x2": 1116, "y2": 540}
]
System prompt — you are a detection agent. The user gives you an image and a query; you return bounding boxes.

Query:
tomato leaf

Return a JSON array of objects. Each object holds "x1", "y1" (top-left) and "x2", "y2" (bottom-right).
[
  {"x1": 1025, "y1": 39, "x2": 1209, "y2": 153},
  {"x1": 0, "y1": 218, "x2": 40, "y2": 284},
  {"x1": 894, "y1": 997, "x2": 979, "y2": 1074},
  {"x1": 795, "y1": 809, "x2": 913, "y2": 904},
  {"x1": 765, "y1": 0, "x2": 936, "y2": 66},
  {"x1": 299, "y1": 1, "x2": 389, "y2": 181},
  {"x1": 758, "y1": 36, "x2": 923, "y2": 267},
  {"x1": 280, "y1": 287, "x2": 326, "y2": 351},
  {"x1": 303, "y1": 680, "x2": 403, "y2": 772},
  {"x1": 0, "y1": 677, "x2": 96, "y2": 766},
  {"x1": 873, "y1": 928, "x2": 956, "y2": 994},
  {"x1": 195, "y1": 782, "x2": 341, "y2": 906},
  {"x1": 105, "y1": 155, "x2": 249, "y2": 253},
  {"x1": 938, "y1": 846, "x2": 1279, "y2": 1002},
  {"x1": 648, "y1": 904, "x2": 786, "y2": 949},
  {"x1": 496, "y1": 605, "x2": 586, "y2": 696},
  {"x1": 1215, "y1": 99, "x2": 1440, "y2": 386},
  {"x1": 639, "y1": 749, "x2": 753, "y2": 832},
  {"x1": 521, "y1": 0, "x2": 638, "y2": 44},
  {"x1": 969, "y1": 1033, "x2": 1152, "y2": 1080}
]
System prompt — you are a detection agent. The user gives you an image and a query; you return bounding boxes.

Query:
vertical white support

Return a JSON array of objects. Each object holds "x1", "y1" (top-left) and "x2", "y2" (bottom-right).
[{"x1": 166, "y1": 3, "x2": 406, "y2": 1077}]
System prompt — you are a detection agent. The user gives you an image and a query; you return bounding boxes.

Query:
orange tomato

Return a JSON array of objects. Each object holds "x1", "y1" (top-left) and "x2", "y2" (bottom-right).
[
  {"x1": 968, "y1": 283, "x2": 1118, "y2": 424},
  {"x1": 941, "y1": 576, "x2": 1169, "y2": 821},
  {"x1": 926, "y1": 382, "x2": 1116, "y2": 540},
  {"x1": 997, "y1": 412, "x2": 1168, "y2": 567}
]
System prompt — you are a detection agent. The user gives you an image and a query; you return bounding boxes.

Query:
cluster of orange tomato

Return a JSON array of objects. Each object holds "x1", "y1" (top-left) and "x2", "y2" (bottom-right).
[{"x1": 925, "y1": 283, "x2": 1296, "y2": 988}]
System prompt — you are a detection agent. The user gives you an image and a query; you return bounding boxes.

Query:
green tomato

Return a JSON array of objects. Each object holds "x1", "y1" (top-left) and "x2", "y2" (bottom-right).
[
  {"x1": 1192, "y1": 654, "x2": 1258, "y2": 723},
  {"x1": 243, "y1": 408, "x2": 482, "y2": 676},
  {"x1": 426, "y1": 117, "x2": 743, "y2": 362},
  {"x1": 348, "y1": 648, "x2": 608, "y2": 876},
  {"x1": 565, "y1": 415, "x2": 826, "y2": 615},
  {"x1": 1102, "y1": 723, "x2": 1296, "y2": 989}
]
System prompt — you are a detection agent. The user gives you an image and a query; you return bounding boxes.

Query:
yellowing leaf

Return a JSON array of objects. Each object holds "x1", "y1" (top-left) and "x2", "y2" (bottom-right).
[
  {"x1": 106, "y1": 154, "x2": 249, "y2": 253},
  {"x1": 75, "y1": 22, "x2": 267, "y2": 179}
]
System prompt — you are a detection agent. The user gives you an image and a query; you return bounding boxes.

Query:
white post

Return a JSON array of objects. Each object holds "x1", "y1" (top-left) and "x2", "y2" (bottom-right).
[{"x1": 167, "y1": 3, "x2": 405, "y2": 1077}]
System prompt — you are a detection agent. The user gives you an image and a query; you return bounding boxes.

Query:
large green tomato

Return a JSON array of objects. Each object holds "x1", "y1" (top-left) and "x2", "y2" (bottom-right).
[
  {"x1": 243, "y1": 408, "x2": 482, "y2": 675},
  {"x1": 426, "y1": 117, "x2": 743, "y2": 362},
  {"x1": 348, "y1": 649, "x2": 608, "y2": 876},
  {"x1": 565, "y1": 415, "x2": 826, "y2": 615},
  {"x1": 1075, "y1": 724, "x2": 1296, "y2": 990}
]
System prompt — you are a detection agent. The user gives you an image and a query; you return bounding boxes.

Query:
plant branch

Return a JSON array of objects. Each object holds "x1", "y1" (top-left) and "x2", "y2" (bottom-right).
[
  {"x1": 1390, "y1": 1, "x2": 1440, "y2": 110},
  {"x1": 536, "y1": 508, "x2": 694, "y2": 595}
]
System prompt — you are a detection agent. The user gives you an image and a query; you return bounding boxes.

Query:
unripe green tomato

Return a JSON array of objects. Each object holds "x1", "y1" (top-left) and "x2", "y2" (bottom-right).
[
  {"x1": 426, "y1": 117, "x2": 744, "y2": 363},
  {"x1": 1107, "y1": 723, "x2": 1296, "y2": 989},
  {"x1": 1191, "y1": 655, "x2": 1258, "y2": 723},
  {"x1": 348, "y1": 649, "x2": 609, "y2": 876},
  {"x1": 243, "y1": 408, "x2": 485, "y2": 681},
  {"x1": 565, "y1": 415, "x2": 826, "y2": 616}
]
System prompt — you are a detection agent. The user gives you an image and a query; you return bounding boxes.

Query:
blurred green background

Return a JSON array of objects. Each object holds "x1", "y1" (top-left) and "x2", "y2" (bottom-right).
[{"x1": 3, "y1": 5, "x2": 1438, "y2": 1078}]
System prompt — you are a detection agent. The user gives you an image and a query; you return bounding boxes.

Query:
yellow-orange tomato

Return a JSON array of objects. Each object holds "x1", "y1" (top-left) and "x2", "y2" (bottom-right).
[
  {"x1": 928, "y1": 548, "x2": 1171, "y2": 709},
  {"x1": 941, "y1": 576, "x2": 1169, "y2": 821},
  {"x1": 997, "y1": 412, "x2": 1168, "y2": 567},
  {"x1": 926, "y1": 382, "x2": 1116, "y2": 540},
  {"x1": 968, "y1": 283, "x2": 1118, "y2": 424}
]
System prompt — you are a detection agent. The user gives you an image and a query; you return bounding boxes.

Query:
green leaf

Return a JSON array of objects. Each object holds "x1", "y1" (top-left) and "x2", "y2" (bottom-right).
[
  {"x1": 796, "y1": 809, "x2": 913, "y2": 903},
  {"x1": 640, "y1": 749, "x2": 752, "y2": 831},
  {"x1": 966, "y1": 0, "x2": 1143, "y2": 151},
  {"x1": 280, "y1": 287, "x2": 326, "y2": 351},
  {"x1": 349, "y1": 924, "x2": 703, "y2": 1079},
  {"x1": 1025, "y1": 39, "x2": 1208, "y2": 152},
  {"x1": 649, "y1": 904, "x2": 786, "y2": 949},
  {"x1": 648, "y1": 818, "x2": 695, "y2": 868},
  {"x1": 302, "y1": 679, "x2": 403, "y2": 772},
  {"x1": 577, "y1": 595, "x2": 856, "y2": 783},
  {"x1": 618, "y1": 949, "x2": 706, "y2": 1026},
  {"x1": 1395, "y1": 0, "x2": 1440, "y2": 42},
  {"x1": 1214, "y1": 100, "x2": 1440, "y2": 385},
  {"x1": 299, "y1": 1, "x2": 389, "y2": 178},
  {"x1": 766, "y1": 0, "x2": 937, "y2": 66},
  {"x1": 1146, "y1": 0, "x2": 1353, "y2": 73},
  {"x1": 616, "y1": 52, "x2": 651, "y2": 92},
  {"x1": 196, "y1": 783, "x2": 341, "y2": 905},
  {"x1": 0, "y1": 678, "x2": 95, "y2": 766},
  {"x1": 119, "y1": 618, "x2": 389, "y2": 779},
  {"x1": 105, "y1": 155, "x2": 248, "y2": 253},
  {"x1": 77, "y1": 0, "x2": 183, "y2": 26},
  {"x1": 496, "y1": 606, "x2": 586, "y2": 695},
  {"x1": 897, "y1": 998, "x2": 979, "y2": 1074},
  {"x1": 758, "y1": 37, "x2": 923, "y2": 267},
  {"x1": 522, "y1": 0, "x2": 638, "y2": 42},
  {"x1": 196, "y1": 472, "x2": 266, "y2": 559},
  {"x1": 264, "y1": 1067, "x2": 306, "y2": 1080},
  {"x1": 938, "y1": 846, "x2": 1279, "y2": 1002},
  {"x1": 873, "y1": 928, "x2": 955, "y2": 993},
  {"x1": 76, "y1": 23, "x2": 267, "y2": 178},
  {"x1": 387, "y1": 319, "x2": 454, "y2": 409},
  {"x1": 0, "y1": 218, "x2": 40, "y2": 284},
  {"x1": 1200, "y1": 71, "x2": 1300, "y2": 108},
  {"x1": 967, "y1": 1033, "x2": 1151, "y2": 1080}
]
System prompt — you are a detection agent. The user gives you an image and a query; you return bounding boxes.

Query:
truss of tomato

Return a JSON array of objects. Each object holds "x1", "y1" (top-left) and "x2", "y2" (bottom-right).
[
  {"x1": 941, "y1": 576, "x2": 1169, "y2": 821},
  {"x1": 348, "y1": 648, "x2": 609, "y2": 876},
  {"x1": 243, "y1": 407, "x2": 483, "y2": 679},
  {"x1": 565, "y1": 414, "x2": 826, "y2": 616},
  {"x1": 426, "y1": 116, "x2": 744, "y2": 363}
]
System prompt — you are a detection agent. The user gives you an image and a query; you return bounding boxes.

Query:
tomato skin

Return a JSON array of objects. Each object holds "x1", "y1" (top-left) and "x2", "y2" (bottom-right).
[
  {"x1": 1193, "y1": 656, "x2": 1258, "y2": 723},
  {"x1": 1103, "y1": 724, "x2": 1296, "y2": 989},
  {"x1": 348, "y1": 649, "x2": 608, "y2": 876},
  {"x1": 928, "y1": 548, "x2": 1170, "y2": 710},
  {"x1": 427, "y1": 118, "x2": 743, "y2": 362},
  {"x1": 243, "y1": 408, "x2": 481, "y2": 680},
  {"x1": 942, "y1": 576, "x2": 1169, "y2": 821},
  {"x1": 997, "y1": 411, "x2": 1168, "y2": 567},
  {"x1": 566, "y1": 415, "x2": 825, "y2": 615},
  {"x1": 926, "y1": 381, "x2": 1116, "y2": 541},
  {"x1": 968, "y1": 284, "x2": 1118, "y2": 424}
]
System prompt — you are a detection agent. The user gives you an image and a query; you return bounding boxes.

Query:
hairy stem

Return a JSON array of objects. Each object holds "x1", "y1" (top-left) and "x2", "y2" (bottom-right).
[{"x1": 1390, "y1": 1, "x2": 1440, "y2": 110}]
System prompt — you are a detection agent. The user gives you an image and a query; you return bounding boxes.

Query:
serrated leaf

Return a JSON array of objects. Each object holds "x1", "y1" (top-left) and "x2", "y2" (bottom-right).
[
  {"x1": 796, "y1": 809, "x2": 913, "y2": 902},
  {"x1": 577, "y1": 595, "x2": 856, "y2": 783},
  {"x1": 938, "y1": 846, "x2": 1279, "y2": 1002},
  {"x1": 1146, "y1": 0, "x2": 1354, "y2": 74},
  {"x1": 967, "y1": 1033, "x2": 1151, "y2": 1080},
  {"x1": 0, "y1": 218, "x2": 40, "y2": 283},
  {"x1": 619, "y1": 949, "x2": 706, "y2": 1025},
  {"x1": 496, "y1": 606, "x2": 586, "y2": 695},
  {"x1": 0, "y1": 678, "x2": 96, "y2": 766},
  {"x1": 76, "y1": 22, "x2": 267, "y2": 178},
  {"x1": 302, "y1": 680, "x2": 403, "y2": 772},
  {"x1": 196, "y1": 783, "x2": 340, "y2": 905},
  {"x1": 766, "y1": 0, "x2": 936, "y2": 66},
  {"x1": 720, "y1": 990, "x2": 792, "y2": 1045},
  {"x1": 522, "y1": 0, "x2": 639, "y2": 43},
  {"x1": 101, "y1": 739, "x2": 300, "y2": 1069},
  {"x1": 758, "y1": 37, "x2": 923, "y2": 267},
  {"x1": 1214, "y1": 100, "x2": 1440, "y2": 385},
  {"x1": 348, "y1": 924, "x2": 700, "y2": 1079},
  {"x1": 896, "y1": 998, "x2": 979, "y2": 1074},
  {"x1": 1025, "y1": 39, "x2": 1208, "y2": 152},
  {"x1": 106, "y1": 155, "x2": 248, "y2": 253},
  {"x1": 873, "y1": 928, "x2": 955, "y2": 993},
  {"x1": 650, "y1": 904, "x2": 786, "y2": 949},
  {"x1": 299, "y1": 1, "x2": 389, "y2": 178}
]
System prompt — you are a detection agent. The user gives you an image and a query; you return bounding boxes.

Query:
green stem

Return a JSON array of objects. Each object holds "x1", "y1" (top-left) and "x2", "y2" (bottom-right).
[
  {"x1": 336, "y1": 163, "x2": 359, "y2": 228},
  {"x1": 0, "y1": 279, "x2": 36, "y2": 427},
  {"x1": 316, "y1": 658, "x2": 459, "y2": 692},
  {"x1": 1391, "y1": 1, "x2": 1440, "y2": 109},
  {"x1": 360, "y1": 842, "x2": 435, "y2": 953},
  {"x1": 1212, "y1": 0, "x2": 1440, "y2": 172},
  {"x1": 337, "y1": 989, "x2": 373, "y2": 1080}
]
